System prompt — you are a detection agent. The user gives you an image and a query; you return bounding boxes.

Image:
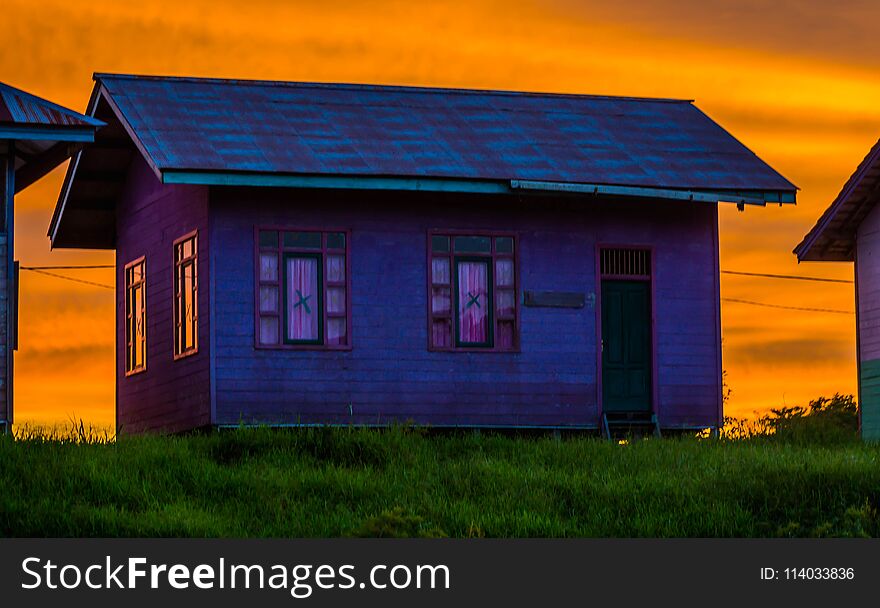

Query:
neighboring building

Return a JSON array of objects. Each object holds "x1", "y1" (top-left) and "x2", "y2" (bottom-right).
[
  {"x1": 795, "y1": 139, "x2": 880, "y2": 440},
  {"x1": 0, "y1": 82, "x2": 102, "y2": 433},
  {"x1": 50, "y1": 73, "x2": 796, "y2": 434}
]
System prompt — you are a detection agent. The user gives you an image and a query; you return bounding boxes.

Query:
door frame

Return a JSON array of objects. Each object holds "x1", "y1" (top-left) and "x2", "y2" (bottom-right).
[{"x1": 595, "y1": 243, "x2": 659, "y2": 421}]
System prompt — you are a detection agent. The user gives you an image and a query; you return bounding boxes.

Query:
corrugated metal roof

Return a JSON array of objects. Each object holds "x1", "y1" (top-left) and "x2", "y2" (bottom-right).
[
  {"x1": 0, "y1": 81, "x2": 102, "y2": 128},
  {"x1": 795, "y1": 138, "x2": 880, "y2": 262},
  {"x1": 94, "y1": 73, "x2": 796, "y2": 192}
]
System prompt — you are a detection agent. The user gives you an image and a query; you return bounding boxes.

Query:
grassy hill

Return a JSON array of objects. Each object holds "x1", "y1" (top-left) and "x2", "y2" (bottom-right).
[{"x1": 2, "y1": 425, "x2": 879, "y2": 537}]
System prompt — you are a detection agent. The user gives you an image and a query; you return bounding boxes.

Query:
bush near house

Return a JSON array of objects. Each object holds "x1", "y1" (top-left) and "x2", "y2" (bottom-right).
[
  {"x1": 721, "y1": 394, "x2": 860, "y2": 444},
  {"x1": 1, "y1": 398, "x2": 877, "y2": 538}
]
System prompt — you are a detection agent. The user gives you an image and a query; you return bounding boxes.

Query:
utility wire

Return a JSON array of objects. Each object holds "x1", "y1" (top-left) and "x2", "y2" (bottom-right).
[
  {"x1": 20, "y1": 268, "x2": 114, "y2": 290},
  {"x1": 21, "y1": 265, "x2": 853, "y2": 284},
  {"x1": 721, "y1": 270, "x2": 852, "y2": 284},
  {"x1": 16, "y1": 266, "x2": 858, "y2": 314},
  {"x1": 721, "y1": 297, "x2": 853, "y2": 315},
  {"x1": 20, "y1": 264, "x2": 114, "y2": 270}
]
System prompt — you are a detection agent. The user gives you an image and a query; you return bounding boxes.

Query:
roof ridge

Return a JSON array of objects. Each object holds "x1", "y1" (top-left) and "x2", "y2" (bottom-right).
[{"x1": 92, "y1": 72, "x2": 693, "y2": 104}]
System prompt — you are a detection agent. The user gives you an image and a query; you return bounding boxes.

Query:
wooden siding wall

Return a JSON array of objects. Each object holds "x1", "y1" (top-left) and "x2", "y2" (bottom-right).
[
  {"x1": 856, "y1": 202, "x2": 880, "y2": 439},
  {"x1": 209, "y1": 188, "x2": 721, "y2": 429},
  {"x1": 0, "y1": 153, "x2": 7, "y2": 425},
  {"x1": 116, "y1": 155, "x2": 211, "y2": 433}
]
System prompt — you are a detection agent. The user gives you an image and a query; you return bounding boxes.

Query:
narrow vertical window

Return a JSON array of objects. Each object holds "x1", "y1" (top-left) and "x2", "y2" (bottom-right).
[
  {"x1": 173, "y1": 233, "x2": 198, "y2": 358},
  {"x1": 285, "y1": 254, "x2": 321, "y2": 343},
  {"x1": 125, "y1": 257, "x2": 146, "y2": 374},
  {"x1": 429, "y1": 233, "x2": 518, "y2": 351},
  {"x1": 456, "y1": 259, "x2": 491, "y2": 346},
  {"x1": 257, "y1": 229, "x2": 349, "y2": 348}
]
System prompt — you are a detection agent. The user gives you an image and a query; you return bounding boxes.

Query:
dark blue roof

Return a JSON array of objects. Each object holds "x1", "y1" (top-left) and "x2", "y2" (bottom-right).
[
  {"x1": 94, "y1": 74, "x2": 795, "y2": 192},
  {"x1": 0, "y1": 81, "x2": 102, "y2": 129}
]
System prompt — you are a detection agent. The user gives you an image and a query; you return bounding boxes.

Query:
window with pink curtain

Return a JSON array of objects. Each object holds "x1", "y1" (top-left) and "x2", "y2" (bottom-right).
[
  {"x1": 429, "y1": 233, "x2": 517, "y2": 351},
  {"x1": 286, "y1": 256, "x2": 320, "y2": 342},
  {"x1": 257, "y1": 230, "x2": 349, "y2": 348},
  {"x1": 457, "y1": 261, "x2": 490, "y2": 345}
]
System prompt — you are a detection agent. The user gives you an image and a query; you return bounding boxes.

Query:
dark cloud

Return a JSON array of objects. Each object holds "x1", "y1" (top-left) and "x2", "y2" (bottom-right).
[
  {"x1": 16, "y1": 345, "x2": 114, "y2": 375},
  {"x1": 550, "y1": 0, "x2": 880, "y2": 67},
  {"x1": 726, "y1": 337, "x2": 855, "y2": 365}
]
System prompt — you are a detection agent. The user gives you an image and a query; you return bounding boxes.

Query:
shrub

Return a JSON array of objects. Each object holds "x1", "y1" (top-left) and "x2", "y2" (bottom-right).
[{"x1": 762, "y1": 394, "x2": 858, "y2": 445}]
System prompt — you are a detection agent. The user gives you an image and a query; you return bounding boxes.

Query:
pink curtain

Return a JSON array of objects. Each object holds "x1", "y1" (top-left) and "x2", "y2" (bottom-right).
[
  {"x1": 327, "y1": 287, "x2": 346, "y2": 315},
  {"x1": 495, "y1": 258, "x2": 513, "y2": 287},
  {"x1": 327, "y1": 318, "x2": 346, "y2": 345},
  {"x1": 260, "y1": 253, "x2": 278, "y2": 281},
  {"x1": 287, "y1": 257, "x2": 319, "y2": 340},
  {"x1": 432, "y1": 319, "x2": 452, "y2": 347},
  {"x1": 497, "y1": 320, "x2": 514, "y2": 349},
  {"x1": 458, "y1": 261, "x2": 488, "y2": 343},
  {"x1": 326, "y1": 255, "x2": 345, "y2": 283},
  {"x1": 432, "y1": 257, "x2": 450, "y2": 284},
  {"x1": 260, "y1": 317, "x2": 279, "y2": 345}
]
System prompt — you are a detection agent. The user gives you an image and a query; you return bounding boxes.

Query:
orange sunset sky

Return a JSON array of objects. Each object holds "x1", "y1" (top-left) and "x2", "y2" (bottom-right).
[{"x1": 4, "y1": 0, "x2": 880, "y2": 427}]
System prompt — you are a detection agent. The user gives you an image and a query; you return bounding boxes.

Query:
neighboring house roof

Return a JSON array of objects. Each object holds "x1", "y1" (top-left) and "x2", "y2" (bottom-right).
[
  {"x1": 0, "y1": 81, "x2": 103, "y2": 129},
  {"x1": 795, "y1": 139, "x2": 880, "y2": 262},
  {"x1": 50, "y1": 73, "x2": 797, "y2": 249},
  {"x1": 0, "y1": 81, "x2": 104, "y2": 194}
]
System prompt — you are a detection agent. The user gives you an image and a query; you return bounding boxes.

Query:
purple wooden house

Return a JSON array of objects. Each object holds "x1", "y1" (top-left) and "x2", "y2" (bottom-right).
[
  {"x1": 795, "y1": 138, "x2": 880, "y2": 440},
  {"x1": 49, "y1": 74, "x2": 796, "y2": 435}
]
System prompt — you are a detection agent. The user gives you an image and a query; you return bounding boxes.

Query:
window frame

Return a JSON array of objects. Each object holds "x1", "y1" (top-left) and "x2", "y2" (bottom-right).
[
  {"x1": 453, "y1": 255, "x2": 494, "y2": 348},
  {"x1": 427, "y1": 229, "x2": 520, "y2": 353},
  {"x1": 254, "y1": 226, "x2": 352, "y2": 351},
  {"x1": 173, "y1": 230, "x2": 199, "y2": 360},
  {"x1": 281, "y1": 251, "x2": 324, "y2": 346},
  {"x1": 124, "y1": 256, "x2": 147, "y2": 376}
]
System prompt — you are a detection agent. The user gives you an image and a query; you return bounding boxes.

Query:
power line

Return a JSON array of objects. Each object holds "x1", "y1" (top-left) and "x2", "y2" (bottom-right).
[
  {"x1": 721, "y1": 270, "x2": 852, "y2": 284},
  {"x1": 20, "y1": 264, "x2": 114, "y2": 270},
  {"x1": 722, "y1": 297, "x2": 853, "y2": 315},
  {"x1": 20, "y1": 268, "x2": 114, "y2": 290},
  {"x1": 22, "y1": 265, "x2": 855, "y2": 284},
  {"x1": 15, "y1": 265, "x2": 859, "y2": 316}
]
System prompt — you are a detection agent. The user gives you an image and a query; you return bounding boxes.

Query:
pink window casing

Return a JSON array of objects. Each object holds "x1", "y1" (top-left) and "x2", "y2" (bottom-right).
[
  {"x1": 286, "y1": 255, "x2": 320, "y2": 343},
  {"x1": 256, "y1": 228, "x2": 350, "y2": 350},
  {"x1": 457, "y1": 260, "x2": 490, "y2": 345},
  {"x1": 428, "y1": 232, "x2": 518, "y2": 352}
]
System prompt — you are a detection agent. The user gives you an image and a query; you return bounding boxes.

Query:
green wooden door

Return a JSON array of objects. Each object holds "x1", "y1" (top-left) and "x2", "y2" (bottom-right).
[{"x1": 601, "y1": 280, "x2": 652, "y2": 412}]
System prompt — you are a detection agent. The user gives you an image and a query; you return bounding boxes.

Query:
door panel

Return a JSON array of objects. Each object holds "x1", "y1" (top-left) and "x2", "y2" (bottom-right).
[{"x1": 602, "y1": 280, "x2": 652, "y2": 412}]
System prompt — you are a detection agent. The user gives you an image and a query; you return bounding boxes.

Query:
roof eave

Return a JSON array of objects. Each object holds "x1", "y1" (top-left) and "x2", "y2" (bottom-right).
[
  {"x1": 796, "y1": 138, "x2": 880, "y2": 263},
  {"x1": 0, "y1": 124, "x2": 99, "y2": 142},
  {"x1": 48, "y1": 82, "x2": 106, "y2": 246}
]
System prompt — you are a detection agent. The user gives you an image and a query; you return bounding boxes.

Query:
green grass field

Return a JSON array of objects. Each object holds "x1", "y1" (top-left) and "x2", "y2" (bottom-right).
[{"x1": 2, "y1": 425, "x2": 879, "y2": 538}]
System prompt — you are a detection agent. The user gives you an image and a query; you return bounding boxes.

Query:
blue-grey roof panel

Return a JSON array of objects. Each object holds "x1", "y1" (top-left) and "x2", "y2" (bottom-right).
[{"x1": 95, "y1": 74, "x2": 796, "y2": 192}]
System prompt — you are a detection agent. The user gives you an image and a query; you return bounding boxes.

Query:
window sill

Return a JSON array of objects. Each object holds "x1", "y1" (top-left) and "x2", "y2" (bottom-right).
[
  {"x1": 124, "y1": 367, "x2": 147, "y2": 377},
  {"x1": 428, "y1": 346, "x2": 521, "y2": 354},
  {"x1": 255, "y1": 343, "x2": 353, "y2": 352},
  {"x1": 173, "y1": 348, "x2": 199, "y2": 361}
]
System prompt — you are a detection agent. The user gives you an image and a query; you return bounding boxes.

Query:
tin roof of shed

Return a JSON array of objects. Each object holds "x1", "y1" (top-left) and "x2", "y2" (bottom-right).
[
  {"x1": 0, "y1": 81, "x2": 102, "y2": 129},
  {"x1": 0, "y1": 81, "x2": 103, "y2": 195},
  {"x1": 50, "y1": 73, "x2": 797, "y2": 248}
]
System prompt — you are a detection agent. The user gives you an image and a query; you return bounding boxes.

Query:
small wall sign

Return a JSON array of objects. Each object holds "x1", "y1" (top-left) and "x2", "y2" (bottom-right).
[{"x1": 522, "y1": 290, "x2": 586, "y2": 309}]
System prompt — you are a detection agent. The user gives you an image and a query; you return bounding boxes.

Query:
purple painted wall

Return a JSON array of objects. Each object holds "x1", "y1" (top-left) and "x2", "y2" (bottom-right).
[
  {"x1": 856, "y1": 203, "x2": 880, "y2": 361},
  {"x1": 207, "y1": 188, "x2": 721, "y2": 429},
  {"x1": 116, "y1": 155, "x2": 211, "y2": 433},
  {"x1": 856, "y1": 202, "x2": 880, "y2": 438}
]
